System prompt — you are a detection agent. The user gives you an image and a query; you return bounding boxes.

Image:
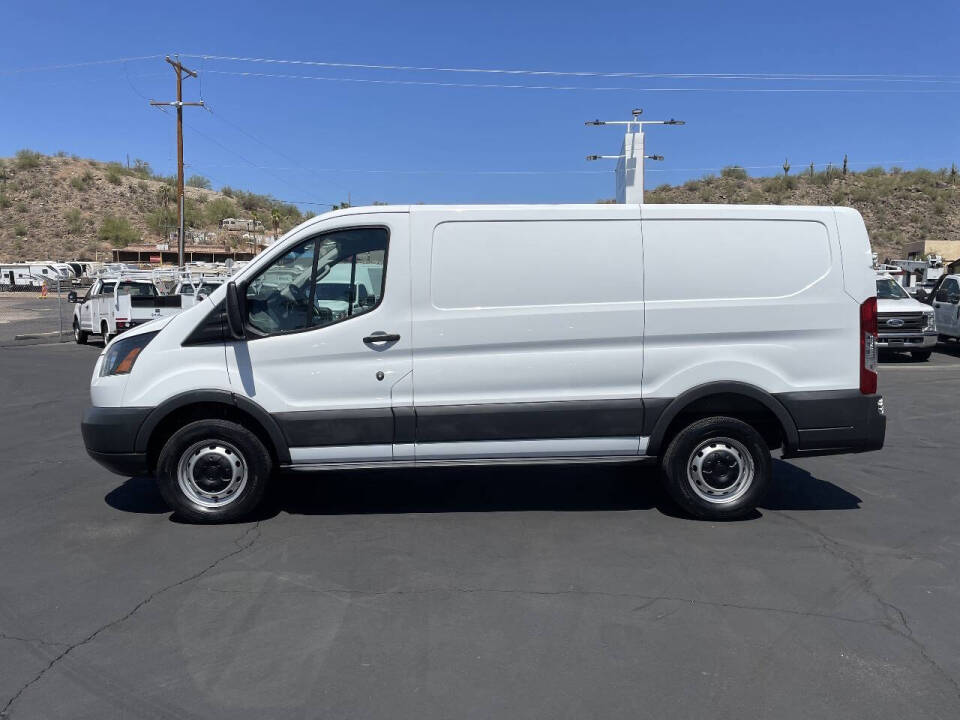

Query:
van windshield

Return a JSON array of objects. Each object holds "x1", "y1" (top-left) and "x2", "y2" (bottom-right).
[{"x1": 876, "y1": 278, "x2": 909, "y2": 300}]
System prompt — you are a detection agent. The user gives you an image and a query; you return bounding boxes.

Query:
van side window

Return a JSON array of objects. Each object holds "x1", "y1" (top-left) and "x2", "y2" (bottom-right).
[{"x1": 245, "y1": 227, "x2": 388, "y2": 336}]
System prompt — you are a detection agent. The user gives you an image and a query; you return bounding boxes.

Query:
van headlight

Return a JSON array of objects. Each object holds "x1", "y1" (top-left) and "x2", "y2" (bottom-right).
[
  {"x1": 100, "y1": 331, "x2": 159, "y2": 377},
  {"x1": 924, "y1": 312, "x2": 936, "y2": 332}
]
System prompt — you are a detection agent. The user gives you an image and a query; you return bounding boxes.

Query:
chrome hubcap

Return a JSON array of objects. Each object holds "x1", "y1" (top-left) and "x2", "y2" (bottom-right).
[
  {"x1": 687, "y1": 437, "x2": 754, "y2": 504},
  {"x1": 177, "y1": 440, "x2": 248, "y2": 508}
]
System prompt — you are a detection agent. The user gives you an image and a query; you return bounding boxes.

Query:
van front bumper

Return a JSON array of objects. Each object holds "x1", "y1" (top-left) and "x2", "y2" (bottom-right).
[
  {"x1": 778, "y1": 391, "x2": 886, "y2": 458},
  {"x1": 81, "y1": 406, "x2": 152, "y2": 476}
]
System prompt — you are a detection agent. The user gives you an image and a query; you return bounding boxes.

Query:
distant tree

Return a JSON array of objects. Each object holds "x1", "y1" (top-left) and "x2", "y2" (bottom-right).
[
  {"x1": 842, "y1": 154, "x2": 848, "y2": 176},
  {"x1": 782, "y1": 158, "x2": 791, "y2": 176},
  {"x1": 186, "y1": 174, "x2": 212, "y2": 189},
  {"x1": 808, "y1": 162, "x2": 815, "y2": 177}
]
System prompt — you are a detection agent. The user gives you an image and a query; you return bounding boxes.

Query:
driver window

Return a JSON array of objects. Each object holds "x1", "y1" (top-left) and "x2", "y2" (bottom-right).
[
  {"x1": 936, "y1": 279, "x2": 959, "y2": 303},
  {"x1": 245, "y1": 228, "x2": 388, "y2": 336}
]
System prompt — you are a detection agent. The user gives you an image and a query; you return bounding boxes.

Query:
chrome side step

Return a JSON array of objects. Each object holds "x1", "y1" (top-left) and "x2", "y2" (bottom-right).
[{"x1": 283, "y1": 455, "x2": 656, "y2": 472}]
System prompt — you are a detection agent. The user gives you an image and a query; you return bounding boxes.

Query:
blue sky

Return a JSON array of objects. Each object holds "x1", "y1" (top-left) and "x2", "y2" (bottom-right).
[{"x1": 2, "y1": 0, "x2": 958, "y2": 209}]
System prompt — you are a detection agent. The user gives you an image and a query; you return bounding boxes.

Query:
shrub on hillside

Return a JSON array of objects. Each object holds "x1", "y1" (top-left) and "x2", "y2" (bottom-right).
[
  {"x1": 721, "y1": 166, "x2": 748, "y2": 180},
  {"x1": 65, "y1": 208, "x2": 85, "y2": 234},
  {"x1": 186, "y1": 174, "x2": 212, "y2": 189},
  {"x1": 15, "y1": 149, "x2": 42, "y2": 170},
  {"x1": 132, "y1": 159, "x2": 153, "y2": 178},
  {"x1": 14, "y1": 223, "x2": 27, "y2": 237},
  {"x1": 97, "y1": 215, "x2": 139, "y2": 246},
  {"x1": 146, "y1": 207, "x2": 176, "y2": 237},
  {"x1": 204, "y1": 197, "x2": 239, "y2": 225},
  {"x1": 105, "y1": 163, "x2": 124, "y2": 185}
]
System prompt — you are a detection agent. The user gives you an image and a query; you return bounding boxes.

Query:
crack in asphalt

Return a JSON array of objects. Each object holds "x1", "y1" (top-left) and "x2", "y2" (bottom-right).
[
  {"x1": 0, "y1": 521, "x2": 262, "y2": 718},
  {"x1": 771, "y1": 511, "x2": 960, "y2": 699},
  {"x1": 203, "y1": 581, "x2": 887, "y2": 628},
  {"x1": 0, "y1": 632, "x2": 68, "y2": 650}
]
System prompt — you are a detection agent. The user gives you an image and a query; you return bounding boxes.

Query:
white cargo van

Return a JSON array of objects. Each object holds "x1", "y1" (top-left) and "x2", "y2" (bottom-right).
[{"x1": 82, "y1": 204, "x2": 885, "y2": 522}]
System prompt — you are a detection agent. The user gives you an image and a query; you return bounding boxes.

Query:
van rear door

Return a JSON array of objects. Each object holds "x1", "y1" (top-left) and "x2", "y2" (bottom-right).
[{"x1": 226, "y1": 212, "x2": 412, "y2": 465}]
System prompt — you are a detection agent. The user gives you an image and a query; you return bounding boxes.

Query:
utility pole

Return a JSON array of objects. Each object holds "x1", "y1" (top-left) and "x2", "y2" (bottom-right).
[
  {"x1": 585, "y1": 109, "x2": 685, "y2": 203},
  {"x1": 151, "y1": 55, "x2": 204, "y2": 268}
]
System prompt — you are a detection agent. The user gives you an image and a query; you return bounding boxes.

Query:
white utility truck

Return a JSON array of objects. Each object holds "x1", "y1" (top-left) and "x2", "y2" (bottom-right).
[
  {"x1": 875, "y1": 273, "x2": 937, "y2": 361},
  {"x1": 82, "y1": 204, "x2": 886, "y2": 523},
  {"x1": 172, "y1": 276, "x2": 226, "y2": 310},
  {"x1": 70, "y1": 278, "x2": 182, "y2": 344}
]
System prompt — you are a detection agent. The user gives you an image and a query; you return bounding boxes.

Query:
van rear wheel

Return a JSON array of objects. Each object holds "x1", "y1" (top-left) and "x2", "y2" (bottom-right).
[
  {"x1": 660, "y1": 416, "x2": 771, "y2": 520},
  {"x1": 156, "y1": 419, "x2": 272, "y2": 523},
  {"x1": 73, "y1": 321, "x2": 88, "y2": 345}
]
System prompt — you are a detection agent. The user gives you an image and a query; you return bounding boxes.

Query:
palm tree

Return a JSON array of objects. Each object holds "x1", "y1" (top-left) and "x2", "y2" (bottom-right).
[
  {"x1": 250, "y1": 211, "x2": 260, "y2": 253},
  {"x1": 271, "y1": 208, "x2": 281, "y2": 242}
]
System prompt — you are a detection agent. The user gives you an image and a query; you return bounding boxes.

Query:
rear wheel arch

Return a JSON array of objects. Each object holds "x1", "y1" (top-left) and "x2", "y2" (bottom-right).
[
  {"x1": 137, "y1": 391, "x2": 290, "y2": 472},
  {"x1": 646, "y1": 382, "x2": 798, "y2": 457}
]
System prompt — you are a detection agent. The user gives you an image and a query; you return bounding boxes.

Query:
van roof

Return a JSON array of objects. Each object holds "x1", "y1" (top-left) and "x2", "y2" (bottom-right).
[{"x1": 308, "y1": 203, "x2": 850, "y2": 219}]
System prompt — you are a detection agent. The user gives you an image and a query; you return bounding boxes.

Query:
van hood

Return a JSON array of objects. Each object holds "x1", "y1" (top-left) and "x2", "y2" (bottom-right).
[
  {"x1": 877, "y1": 296, "x2": 932, "y2": 314},
  {"x1": 120, "y1": 313, "x2": 176, "y2": 339}
]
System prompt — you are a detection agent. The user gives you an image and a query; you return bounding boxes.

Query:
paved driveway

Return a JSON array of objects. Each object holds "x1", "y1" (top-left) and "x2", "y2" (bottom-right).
[{"x1": 0, "y1": 343, "x2": 958, "y2": 719}]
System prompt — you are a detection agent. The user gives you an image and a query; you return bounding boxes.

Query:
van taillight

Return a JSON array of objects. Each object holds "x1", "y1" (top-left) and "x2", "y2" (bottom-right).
[{"x1": 860, "y1": 296, "x2": 878, "y2": 394}]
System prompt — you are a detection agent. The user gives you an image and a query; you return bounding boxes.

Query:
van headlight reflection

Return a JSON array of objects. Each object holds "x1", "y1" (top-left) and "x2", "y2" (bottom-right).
[{"x1": 100, "y1": 331, "x2": 159, "y2": 377}]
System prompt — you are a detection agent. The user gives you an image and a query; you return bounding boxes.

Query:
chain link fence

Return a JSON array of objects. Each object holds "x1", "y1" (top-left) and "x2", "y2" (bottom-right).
[{"x1": 0, "y1": 279, "x2": 80, "y2": 346}]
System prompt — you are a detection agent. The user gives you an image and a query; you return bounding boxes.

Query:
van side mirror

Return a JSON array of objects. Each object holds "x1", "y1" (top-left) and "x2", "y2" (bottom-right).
[
  {"x1": 225, "y1": 281, "x2": 246, "y2": 340},
  {"x1": 948, "y1": 293, "x2": 960, "y2": 305},
  {"x1": 67, "y1": 291, "x2": 78, "y2": 303}
]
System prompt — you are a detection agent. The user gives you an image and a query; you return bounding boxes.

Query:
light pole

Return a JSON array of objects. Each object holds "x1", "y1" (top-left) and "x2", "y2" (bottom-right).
[{"x1": 585, "y1": 109, "x2": 684, "y2": 203}]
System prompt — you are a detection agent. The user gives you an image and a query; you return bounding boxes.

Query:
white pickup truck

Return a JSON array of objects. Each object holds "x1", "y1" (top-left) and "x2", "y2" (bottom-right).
[
  {"x1": 875, "y1": 273, "x2": 938, "y2": 361},
  {"x1": 69, "y1": 278, "x2": 183, "y2": 344}
]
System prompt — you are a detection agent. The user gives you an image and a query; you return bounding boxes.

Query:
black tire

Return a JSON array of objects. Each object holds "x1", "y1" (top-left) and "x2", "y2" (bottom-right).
[
  {"x1": 100, "y1": 322, "x2": 113, "y2": 345},
  {"x1": 73, "y1": 320, "x2": 88, "y2": 345},
  {"x1": 660, "y1": 416, "x2": 771, "y2": 520},
  {"x1": 156, "y1": 419, "x2": 272, "y2": 523},
  {"x1": 911, "y1": 350, "x2": 932, "y2": 361}
]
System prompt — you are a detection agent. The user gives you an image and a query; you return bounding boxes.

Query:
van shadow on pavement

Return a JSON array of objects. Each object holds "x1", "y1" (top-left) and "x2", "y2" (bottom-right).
[{"x1": 105, "y1": 458, "x2": 860, "y2": 521}]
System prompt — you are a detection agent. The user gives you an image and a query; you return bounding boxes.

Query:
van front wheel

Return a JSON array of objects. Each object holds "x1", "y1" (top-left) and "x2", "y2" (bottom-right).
[
  {"x1": 660, "y1": 416, "x2": 771, "y2": 520},
  {"x1": 156, "y1": 419, "x2": 272, "y2": 523}
]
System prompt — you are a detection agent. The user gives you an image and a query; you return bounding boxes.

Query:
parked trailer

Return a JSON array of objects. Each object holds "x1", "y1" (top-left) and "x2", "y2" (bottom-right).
[{"x1": 0, "y1": 263, "x2": 64, "y2": 289}]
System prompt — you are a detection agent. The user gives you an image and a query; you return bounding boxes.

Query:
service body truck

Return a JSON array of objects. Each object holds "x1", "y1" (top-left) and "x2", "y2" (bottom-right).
[
  {"x1": 82, "y1": 204, "x2": 886, "y2": 523},
  {"x1": 172, "y1": 278, "x2": 226, "y2": 310},
  {"x1": 875, "y1": 274, "x2": 937, "y2": 360},
  {"x1": 70, "y1": 278, "x2": 182, "y2": 343}
]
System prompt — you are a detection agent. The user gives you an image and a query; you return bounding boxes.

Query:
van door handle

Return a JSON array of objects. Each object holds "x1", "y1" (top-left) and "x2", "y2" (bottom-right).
[{"x1": 363, "y1": 333, "x2": 400, "y2": 344}]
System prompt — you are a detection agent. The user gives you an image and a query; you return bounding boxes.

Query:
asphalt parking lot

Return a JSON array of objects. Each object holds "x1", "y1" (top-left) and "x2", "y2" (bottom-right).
[{"x1": 1, "y1": 342, "x2": 959, "y2": 719}]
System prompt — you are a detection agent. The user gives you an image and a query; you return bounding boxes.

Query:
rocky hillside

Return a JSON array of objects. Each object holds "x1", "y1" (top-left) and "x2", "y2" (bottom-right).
[
  {"x1": 644, "y1": 164, "x2": 960, "y2": 261},
  {"x1": 1, "y1": 151, "x2": 957, "y2": 262},
  {"x1": 0, "y1": 151, "x2": 311, "y2": 262}
]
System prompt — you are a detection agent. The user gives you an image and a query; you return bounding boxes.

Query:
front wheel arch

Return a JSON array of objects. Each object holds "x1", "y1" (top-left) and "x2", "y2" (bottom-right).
[{"x1": 139, "y1": 394, "x2": 290, "y2": 473}]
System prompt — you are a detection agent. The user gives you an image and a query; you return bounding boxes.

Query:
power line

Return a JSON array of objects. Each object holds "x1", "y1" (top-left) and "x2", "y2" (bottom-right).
[
  {"x1": 184, "y1": 163, "x2": 612, "y2": 175},
  {"x1": 201, "y1": 69, "x2": 960, "y2": 94},
  {"x1": 0, "y1": 54, "x2": 163, "y2": 75},
  {"x1": 182, "y1": 122, "x2": 342, "y2": 207},
  {"x1": 183, "y1": 53, "x2": 960, "y2": 83}
]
